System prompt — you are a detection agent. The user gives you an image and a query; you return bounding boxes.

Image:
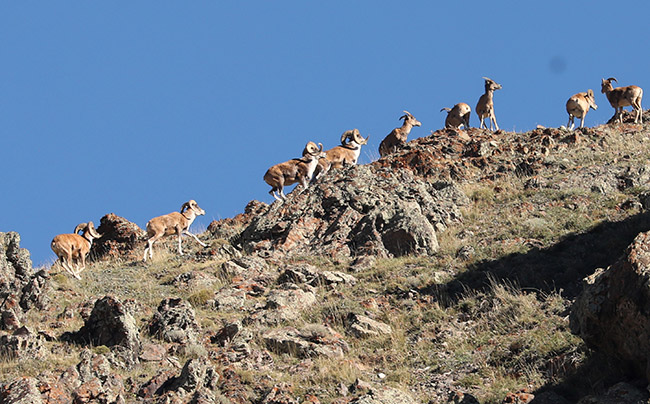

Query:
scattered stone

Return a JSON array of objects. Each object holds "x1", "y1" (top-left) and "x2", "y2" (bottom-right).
[
  {"x1": 262, "y1": 325, "x2": 349, "y2": 358},
  {"x1": 346, "y1": 314, "x2": 392, "y2": 339}
]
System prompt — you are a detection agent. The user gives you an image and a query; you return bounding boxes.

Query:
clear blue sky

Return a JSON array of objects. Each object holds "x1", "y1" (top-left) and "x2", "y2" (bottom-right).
[{"x1": 1, "y1": 2, "x2": 649, "y2": 266}]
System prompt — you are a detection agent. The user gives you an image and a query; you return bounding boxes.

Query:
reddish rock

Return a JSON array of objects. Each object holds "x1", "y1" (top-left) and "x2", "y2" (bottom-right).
[{"x1": 90, "y1": 213, "x2": 146, "y2": 261}]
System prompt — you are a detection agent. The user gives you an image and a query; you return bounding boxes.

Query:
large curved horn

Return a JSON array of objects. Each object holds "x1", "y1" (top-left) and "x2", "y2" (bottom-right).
[
  {"x1": 606, "y1": 77, "x2": 618, "y2": 83},
  {"x1": 340, "y1": 129, "x2": 356, "y2": 145},
  {"x1": 74, "y1": 223, "x2": 88, "y2": 234},
  {"x1": 304, "y1": 141, "x2": 320, "y2": 156},
  {"x1": 482, "y1": 76, "x2": 492, "y2": 81},
  {"x1": 353, "y1": 130, "x2": 369, "y2": 145},
  {"x1": 402, "y1": 110, "x2": 413, "y2": 117},
  {"x1": 317, "y1": 142, "x2": 323, "y2": 152},
  {"x1": 87, "y1": 221, "x2": 102, "y2": 238},
  {"x1": 587, "y1": 89, "x2": 594, "y2": 97},
  {"x1": 440, "y1": 107, "x2": 451, "y2": 113},
  {"x1": 180, "y1": 201, "x2": 191, "y2": 213}
]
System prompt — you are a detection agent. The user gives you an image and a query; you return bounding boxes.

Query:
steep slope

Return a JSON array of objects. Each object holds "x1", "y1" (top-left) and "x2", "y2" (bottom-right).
[{"x1": 2, "y1": 111, "x2": 650, "y2": 403}]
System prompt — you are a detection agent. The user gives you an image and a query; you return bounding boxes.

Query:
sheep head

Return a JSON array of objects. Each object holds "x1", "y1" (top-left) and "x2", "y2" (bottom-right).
[{"x1": 181, "y1": 200, "x2": 206, "y2": 216}]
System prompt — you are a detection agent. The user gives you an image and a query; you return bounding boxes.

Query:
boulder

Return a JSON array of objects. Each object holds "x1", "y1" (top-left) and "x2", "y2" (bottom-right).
[
  {"x1": 90, "y1": 213, "x2": 146, "y2": 261},
  {"x1": 148, "y1": 297, "x2": 200, "y2": 344},
  {"x1": 63, "y1": 295, "x2": 141, "y2": 367},
  {"x1": 570, "y1": 231, "x2": 650, "y2": 382}
]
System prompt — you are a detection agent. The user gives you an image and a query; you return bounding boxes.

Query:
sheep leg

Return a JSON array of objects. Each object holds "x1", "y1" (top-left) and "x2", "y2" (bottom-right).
[
  {"x1": 143, "y1": 236, "x2": 161, "y2": 262},
  {"x1": 183, "y1": 230, "x2": 207, "y2": 247},
  {"x1": 491, "y1": 114, "x2": 499, "y2": 131},
  {"x1": 579, "y1": 116, "x2": 585, "y2": 128},
  {"x1": 177, "y1": 232, "x2": 184, "y2": 255}
]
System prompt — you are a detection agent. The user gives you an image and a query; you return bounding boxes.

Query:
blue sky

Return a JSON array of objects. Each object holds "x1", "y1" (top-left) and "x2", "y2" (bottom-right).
[{"x1": 1, "y1": 2, "x2": 649, "y2": 266}]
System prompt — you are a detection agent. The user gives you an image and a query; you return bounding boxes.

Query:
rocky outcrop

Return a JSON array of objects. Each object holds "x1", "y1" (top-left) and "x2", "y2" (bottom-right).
[
  {"x1": 570, "y1": 231, "x2": 650, "y2": 382},
  {"x1": 238, "y1": 164, "x2": 467, "y2": 259},
  {"x1": 62, "y1": 295, "x2": 141, "y2": 367},
  {"x1": 148, "y1": 297, "x2": 200, "y2": 345},
  {"x1": 90, "y1": 213, "x2": 146, "y2": 261},
  {"x1": 0, "y1": 232, "x2": 49, "y2": 331}
]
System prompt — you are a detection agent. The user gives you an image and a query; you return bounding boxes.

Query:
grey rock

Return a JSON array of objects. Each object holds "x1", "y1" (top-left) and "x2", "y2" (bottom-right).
[
  {"x1": 149, "y1": 297, "x2": 200, "y2": 345},
  {"x1": 347, "y1": 314, "x2": 392, "y2": 338}
]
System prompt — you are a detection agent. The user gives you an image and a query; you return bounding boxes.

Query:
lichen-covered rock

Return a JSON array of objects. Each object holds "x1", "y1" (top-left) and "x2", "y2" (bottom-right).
[
  {"x1": 0, "y1": 377, "x2": 44, "y2": 404},
  {"x1": 570, "y1": 231, "x2": 650, "y2": 382},
  {"x1": 63, "y1": 296, "x2": 141, "y2": 367},
  {"x1": 0, "y1": 232, "x2": 50, "y2": 331},
  {"x1": 237, "y1": 164, "x2": 467, "y2": 259},
  {"x1": 148, "y1": 297, "x2": 200, "y2": 344},
  {"x1": 90, "y1": 213, "x2": 146, "y2": 261},
  {"x1": 346, "y1": 314, "x2": 392, "y2": 339},
  {"x1": 0, "y1": 326, "x2": 45, "y2": 360},
  {"x1": 262, "y1": 324, "x2": 349, "y2": 358}
]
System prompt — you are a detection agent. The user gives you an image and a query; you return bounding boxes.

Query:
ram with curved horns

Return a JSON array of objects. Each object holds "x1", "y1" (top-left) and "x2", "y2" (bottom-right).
[
  {"x1": 51, "y1": 221, "x2": 102, "y2": 279},
  {"x1": 314, "y1": 129, "x2": 370, "y2": 179},
  {"x1": 264, "y1": 141, "x2": 325, "y2": 201},
  {"x1": 143, "y1": 199, "x2": 207, "y2": 261}
]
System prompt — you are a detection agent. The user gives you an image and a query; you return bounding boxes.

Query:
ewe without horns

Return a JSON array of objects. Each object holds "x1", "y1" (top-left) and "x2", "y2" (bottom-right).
[
  {"x1": 441, "y1": 103, "x2": 471, "y2": 129},
  {"x1": 143, "y1": 199, "x2": 207, "y2": 262},
  {"x1": 476, "y1": 77, "x2": 502, "y2": 131},
  {"x1": 601, "y1": 77, "x2": 643, "y2": 124},
  {"x1": 264, "y1": 141, "x2": 325, "y2": 201},
  {"x1": 51, "y1": 221, "x2": 102, "y2": 279},
  {"x1": 566, "y1": 89, "x2": 598, "y2": 130},
  {"x1": 378, "y1": 111, "x2": 421, "y2": 157}
]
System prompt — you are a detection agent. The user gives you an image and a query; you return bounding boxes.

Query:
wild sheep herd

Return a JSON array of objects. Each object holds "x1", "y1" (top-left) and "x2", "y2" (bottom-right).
[{"x1": 51, "y1": 77, "x2": 644, "y2": 278}]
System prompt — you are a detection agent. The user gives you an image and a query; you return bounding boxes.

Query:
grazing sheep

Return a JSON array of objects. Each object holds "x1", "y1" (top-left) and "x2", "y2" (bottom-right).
[
  {"x1": 143, "y1": 200, "x2": 206, "y2": 262},
  {"x1": 264, "y1": 141, "x2": 325, "y2": 201},
  {"x1": 476, "y1": 77, "x2": 502, "y2": 131},
  {"x1": 441, "y1": 103, "x2": 471, "y2": 129},
  {"x1": 566, "y1": 89, "x2": 598, "y2": 130},
  {"x1": 378, "y1": 111, "x2": 421, "y2": 157},
  {"x1": 51, "y1": 222, "x2": 102, "y2": 279},
  {"x1": 601, "y1": 77, "x2": 643, "y2": 124}
]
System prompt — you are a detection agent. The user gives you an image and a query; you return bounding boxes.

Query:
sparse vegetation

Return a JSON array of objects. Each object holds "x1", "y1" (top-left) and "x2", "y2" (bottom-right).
[{"x1": 3, "y1": 114, "x2": 650, "y2": 402}]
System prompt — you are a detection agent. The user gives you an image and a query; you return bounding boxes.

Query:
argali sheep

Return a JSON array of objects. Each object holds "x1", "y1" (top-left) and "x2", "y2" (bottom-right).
[
  {"x1": 476, "y1": 77, "x2": 502, "y2": 131},
  {"x1": 601, "y1": 77, "x2": 643, "y2": 124},
  {"x1": 566, "y1": 89, "x2": 598, "y2": 130},
  {"x1": 314, "y1": 129, "x2": 369, "y2": 180},
  {"x1": 441, "y1": 103, "x2": 471, "y2": 129},
  {"x1": 378, "y1": 111, "x2": 421, "y2": 157},
  {"x1": 264, "y1": 141, "x2": 325, "y2": 201},
  {"x1": 51, "y1": 222, "x2": 102, "y2": 279},
  {"x1": 143, "y1": 200, "x2": 206, "y2": 262}
]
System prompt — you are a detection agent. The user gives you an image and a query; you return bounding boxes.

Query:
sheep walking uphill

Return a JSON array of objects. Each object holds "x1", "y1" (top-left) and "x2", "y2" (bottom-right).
[
  {"x1": 51, "y1": 222, "x2": 102, "y2": 279},
  {"x1": 143, "y1": 200, "x2": 206, "y2": 262},
  {"x1": 476, "y1": 77, "x2": 502, "y2": 131},
  {"x1": 566, "y1": 89, "x2": 597, "y2": 130},
  {"x1": 313, "y1": 129, "x2": 370, "y2": 180},
  {"x1": 378, "y1": 111, "x2": 421, "y2": 157},
  {"x1": 601, "y1": 77, "x2": 643, "y2": 124},
  {"x1": 441, "y1": 103, "x2": 471, "y2": 129},
  {"x1": 264, "y1": 141, "x2": 325, "y2": 201}
]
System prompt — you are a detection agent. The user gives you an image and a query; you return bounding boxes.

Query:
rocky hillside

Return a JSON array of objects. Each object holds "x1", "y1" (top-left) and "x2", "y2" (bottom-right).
[{"x1": 3, "y1": 111, "x2": 650, "y2": 403}]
